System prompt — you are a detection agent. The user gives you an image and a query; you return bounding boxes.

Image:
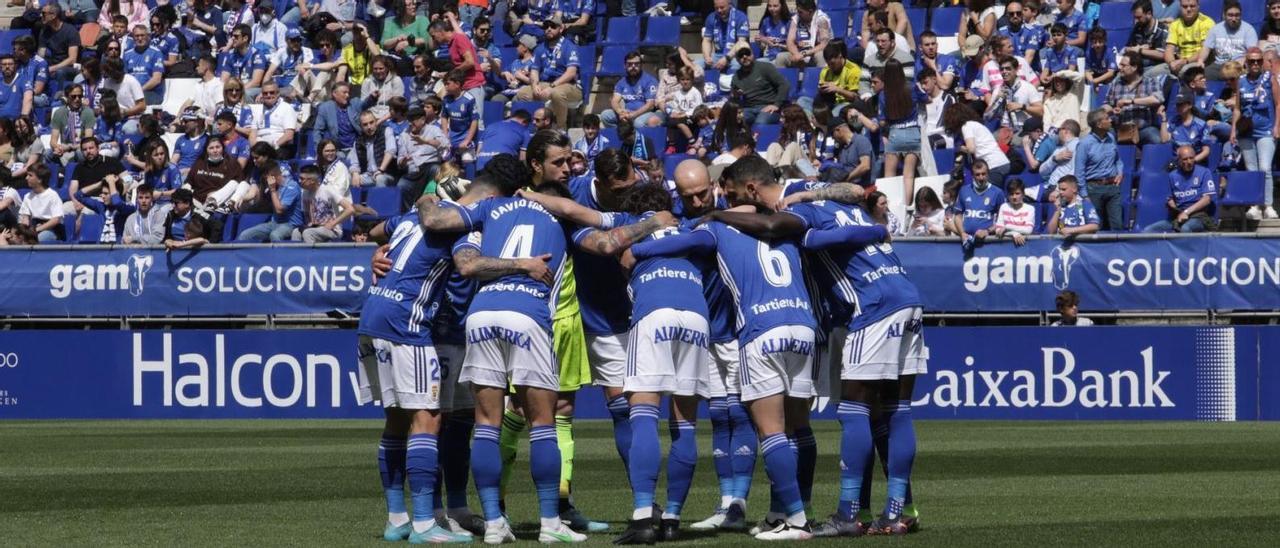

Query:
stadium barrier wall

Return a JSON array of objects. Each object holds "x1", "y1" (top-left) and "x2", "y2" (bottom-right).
[
  {"x1": 0, "y1": 327, "x2": 1272, "y2": 421},
  {"x1": 4, "y1": 235, "x2": 1280, "y2": 317}
]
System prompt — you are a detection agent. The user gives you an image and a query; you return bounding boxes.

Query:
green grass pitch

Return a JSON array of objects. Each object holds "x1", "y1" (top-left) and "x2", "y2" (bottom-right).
[{"x1": 3, "y1": 420, "x2": 1279, "y2": 546}]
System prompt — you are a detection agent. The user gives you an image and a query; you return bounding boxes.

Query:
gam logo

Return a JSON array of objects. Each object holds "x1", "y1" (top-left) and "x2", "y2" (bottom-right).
[
  {"x1": 962, "y1": 245, "x2": 1079, "y2": 292},
  {"x1": 49, "y1": 255, "x2": 154, "y2": 298}
]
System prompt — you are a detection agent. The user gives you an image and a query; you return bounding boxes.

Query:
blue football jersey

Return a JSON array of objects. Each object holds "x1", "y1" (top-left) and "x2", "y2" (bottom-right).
[
  {"x1": 357, "y1": 212, "x2": 460, "y2": 346},
  {"x1": 590, "y1": 212, "x2": 708, "y2": 324},
  {"x1": 433, "y1": 232, "x2": 483, "y2": 346},
  {"x1": 672, "y1": 197, "x2": 735, "y2": 343},
  {"x1": 454, "y1": 197, "x2": 568, "y2": 328},
  {"x1": 956, "y1": 183, "x2": 1006, "y2": 234},
  {"x1": 567, "y1": 177, "x2": 633, "y2": 335},
  {"x1": 785, "y1": 201, "x2": 922, "y2": 331}
]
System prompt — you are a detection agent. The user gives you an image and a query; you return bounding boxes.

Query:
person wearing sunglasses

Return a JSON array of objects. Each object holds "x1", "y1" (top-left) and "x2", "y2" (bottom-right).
[
  {"x1": 47, "y1": 84, "x2": 97, "y2": 164},
  {"x1": 216, "y1": 23, "x2": 267, "y2": 100}
]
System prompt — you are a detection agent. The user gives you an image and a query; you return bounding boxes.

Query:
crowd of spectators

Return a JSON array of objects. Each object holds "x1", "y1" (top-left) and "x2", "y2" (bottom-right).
[{"x1": 0, "y1": 0, "x2": 1277, "y2": 246}]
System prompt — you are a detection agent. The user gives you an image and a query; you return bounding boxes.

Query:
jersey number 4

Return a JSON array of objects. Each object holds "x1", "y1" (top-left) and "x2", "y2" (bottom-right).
[{"x1": 500, "y1": 224, "x2": 534, "y2": 258}]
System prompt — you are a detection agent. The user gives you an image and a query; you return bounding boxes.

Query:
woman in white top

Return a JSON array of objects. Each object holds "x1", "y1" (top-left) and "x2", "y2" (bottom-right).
[
  {"x1": 866, "y1": 190, "x2": 903, "y2": 235},
  {"x1": 777, "y1": 0, "x2": 833, "y2": 68},
  {"x1": 316, "y1": 138, "x2": 352, "y2": 200},
  {"x1": 958, "y1": 0, "x2": 1003, "y2": 44},
  {"x1": 907, "y1": 187, "x2": 947, "y2": 236},
  {"x1": 943, "y1": 103, "x2": 1013, "y2": 189}
]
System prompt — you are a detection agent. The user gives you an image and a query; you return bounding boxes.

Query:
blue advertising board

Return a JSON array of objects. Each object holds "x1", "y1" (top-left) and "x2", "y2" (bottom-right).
[{"x1": 0, "y1": 328, "x2": 1271, "y2": 420}]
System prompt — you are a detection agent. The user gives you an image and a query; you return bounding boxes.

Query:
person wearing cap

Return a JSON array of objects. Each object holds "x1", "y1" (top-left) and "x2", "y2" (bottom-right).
[
  {"x1": 218, "y1": 23, "x2": 268, "y2": 100},
  {"x1": 601, "y1": 50, "x2": 662, "y2": 129},
  {"x1": 1104, "y1": 51, "x2": 1166, "y2": 145},
  {"x1": 1142, "y1": 145, "x2": 1216, "y2": 233},
  {"x1": 251, "y1": 0, "x2": 289, "y2": 52},
  {"x1": 729, "y1": 47, "x2": 789, "y2": 125},
  {"x1": 265, "y1": 29, "x2": 316, "y2": 97},
  {"x1": 47, "y1": 84, "x2": 95, "y2": 164},
  {"x1": 1126, "y1": 0, "x2": 1172, "y2": 76},
  {"x1": 163, "y1": 188, "x2": 211, "y2": 250},
  {"x1": 514, "y1": 17, "x2": 582, "y2": 130},
  {"x1": 1165, "y1": 0, "x2": 1216, "y2": 75},
  {"x1": 1161, "y1": 92, "x2": 1212, "y2": 164},
  {"x1": 1193, "y1": 0, "x2": 1257, "y2": 80},
  {"x1": 502, "y1": 34, "x2": 540, "y2": 98},
  {"x1": 917, "y1": 31, "x2": 959, "y2": 92},
  {"x1": 701, "y1": 0, "x2": 750, "y2": 73},
  {"x1": 173, "y1": 107, "x2": 209, "y2": 177}
]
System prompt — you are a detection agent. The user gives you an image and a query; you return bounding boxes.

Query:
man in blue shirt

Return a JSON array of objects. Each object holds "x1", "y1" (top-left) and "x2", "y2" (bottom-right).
[
  {"x1": 701, "y1": 0, "x2": 751, "y2": 73},
  {"x1": 237, "y1": 161, "x2": 303, "y2": 242},
  {"x1": 1075, "y1": 108, "x2": 1124, "y2": 230},
  {"x1": 477, "y1": 110, "x2": 532, "y2": 162},
  {"x1": 1049, "y1": 176, "x2": 1101, "y2": 235},
  {"x1": 12, "y1": 36, "x2": 48, "y2": 109},
  {"x1": 513, "y1": 18, "x2": 581, "y2": 131},
  {"x1": 1142, "y1": 145, "x2": 1216, "y2": 232},
  {"x1": 951, "y1": 159, "x2": 1007, "y2": 251},
  {"x1": 916, "y1": 32, "x2": 959, "y2": 92},
  {"x1": 0, "y1": 55, "x2": 33, "y2": 120},
  {"x1": 602, "y1": 50, "x2": 662, "y2": 129},
  {"x1": 124, "y1": 25, "x2": 167, "y2": 105},
  {"x1": 218, "y1": 24, "x2": 268, "y2": 99},
  {"x1": 998, "y1": 1, "x2": 1044, "y2": 66}
]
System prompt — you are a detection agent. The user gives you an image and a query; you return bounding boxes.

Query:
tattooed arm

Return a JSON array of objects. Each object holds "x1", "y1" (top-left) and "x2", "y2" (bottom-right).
[
  {"x1": 417, "y1": 199, "x2": 470, "y2": 232},
  {"x1": 576, "y1": 211, "x2": 678, "y2": 256},
  {"x1": 781, "y1": 182, "x2": 867, "y2": 207},
  {"x1": 453, "y1": 247, "x2": 555, "y2": 285}
]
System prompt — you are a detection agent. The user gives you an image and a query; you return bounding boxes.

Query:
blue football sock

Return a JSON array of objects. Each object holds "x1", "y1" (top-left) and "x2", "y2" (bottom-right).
[
  {"x1": 529, "y1": 425, "x2": 562, "y2": 520},
  {"x1": 440, "y1": 414, "x2": 474, "y2": 510},
  {"x1": 708, "y1": 397, "x2": 734, "y2": 503},
  {"x1": 406, "y1": 434, "x2": 439, "y2": 526},
  {"x1": 432, "y1": 473, "x2": 444, "y2": 513},
  {"x1": 666, "y1": 419, "x2": 698, "y2": 518},
  {"x1": 837, "y1": 400, "x2": 873, "y2": 520},
  {"x1": 627, "y1": 403, "x2": 661, "y2": 514},
  {"x1": 471, "y1": 425, "x2": 503, "y2": 521},
  {"x1": 760, "y1": 433, "x2": 805, "y2": 518},
  {"x1": 883, "y1": 401, "x2": 917, "y2": 518},
  {"x1": 793, "y1": 426, "x2": 817, "y2": 506},
  {"x1": 867, "y1": 415, "x2": 891, "y2": 511},
  {"x1": 726, "y1": 395, "x2": 757, "y2": 502},
  {"x1": 607, "y1": 395, "x2": 633, "y2": 470},
  {"x1": 379, "y1": 435, "x2": 408, "y2": 518}
]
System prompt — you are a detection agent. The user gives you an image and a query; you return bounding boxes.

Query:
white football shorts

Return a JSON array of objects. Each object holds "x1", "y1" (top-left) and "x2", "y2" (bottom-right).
[
  {"x1": 460, "y1": 311, "x2": 559, "y2": 391},
  {"x1": 356, "y1": 335, "x2": 443, "y2": 410},
  {"x1": 738, "y1": 324, "x2": 817, "y2": 402},
  {"x1": 587, "y1": 332, "x2": 628, "y2": 388},
  {"x1": 842, "y1": 307, "x2": 929, "y2": 381},
  {"x1": 624, "y1": 308, "x2": 711, "y2": 397},
  {"x1": 706, "y1": 339, "x2": 741, "y2": 398}
]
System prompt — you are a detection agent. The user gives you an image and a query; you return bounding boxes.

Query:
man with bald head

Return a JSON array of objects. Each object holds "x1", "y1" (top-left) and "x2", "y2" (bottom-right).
[{"x1": 1142, "y1": 144, "x2": 1216, "y2": 232}]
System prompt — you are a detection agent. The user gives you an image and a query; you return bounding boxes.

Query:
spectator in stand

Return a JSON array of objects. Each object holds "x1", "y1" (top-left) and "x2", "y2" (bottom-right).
[
  {"x1": 657, "y1": 48, "x2": 705, "y2": 111},
  {"x1": 99, "y1": 58, "x2": 147, "y2": 137},
  {"x1": 820, "y1": 122, "x2": 873, "y2": 186},
  {"x1": 350, "y1": 110, "x2": 399, "y2": 188},
  {"x1": 316, "y1": 139, "x2": 353, "y2": 199},
  {"x1": 509, "y1": 0, "x2": 556, "y2": 39},
  {"x1": 906, "y1": 186, "x2": 947, "y2": 236},
  {"x1": 917, "y1": 68, "x2": 957, "y2": 150},
  {"x1": 1179, "y1": 66, "x2": 1232, "y2": 141},
  {"x1": 1082, "y1": 28, "x2": 1118, "y2": 87},
  {"x1": 292, "y1": 31, "x2": 343, "y2": 104},
  {"x1": 515, "y1": 18, "x2": 581, "y2": 130},
  {"x1": 430, "y1": 17, "x2": 487, "y2": 127},
  {"x1": 617, "y1": 122, "x2": 658, "y2": 172},
  {"x1": 8, "y1": 117, "x2": 41, "y2": 180},
  {"x1": 764, "y1": 104, "x2": 819, "y2": 178},
  {"x1": 280, "y1": 0, "x2": 318, "y2": 28},
  {"x1": 37, "y1": 4, "x2": 79, "y2": 86},
  {"x1": 798, "y1": 42, "x2": 860, "y2": 123},
  {"x1": 989, "y1": 56, "x2": 1045, "y2": 139},
  {"x1": 756, "y1": 0, "x2": 791, "y2": 63},
  {"x1": 1051, "y1": 0, "x2": 1086, "y2": 46},
  {"x1": 730, "y1": 47, "x2": 788, "y2": 125},
  {"x1": 500, "y1": 35, "x2": 539, "y2": 100},
  {"x1": 251, "y1": 0, "x2": 288, "y2": 52},
  {"x1": 183, "y1": 56, "x2": 224, "y2": 120},
  {"x1": 397, "y1": 103, "x2": 446, "y2": 209},
  {"x1": 140, "y1": 140, "x2": 182, "y2": 202},
  {"x1": 864, "y1": 24, "x2": 914, "y2": 75},
  {"x1": 251, "y1": 82, "x2": 299, "y2": 158},
  {"x1": 944, "y1": 103, "x2": 1013, "y2": 189},
  {"x1": 663, "y1": 68, "x2": 703, "y2": 154},
  {"x1": 982, "y1": 35, "x2": 1040, "y2": 94},
  {"x1": 163, "y1": 188, "x2": 210, "y2": 250},
  {"x1": 294, "y1": 164, "x2": 355, "y2": 242},
  {"x1": 1162, "y1": 93, "x2": 1212, "y2": 163},
  {"x1": 214, "y1": 110, "x2": 252, "y2": 170},
  {"x1": 338, "y1": 24, "x2": 380, "y2": 87},
  {"x1": 1236, "y1": 47, "x2": 1280, "y2": 220},
  {"x1": 68, "y1": 137, "x2": 126, "y2": 209},
  {"x1": 91, "y1": 89, "x2": 126, "y2": 158},
  {"x1": 853, "y1": 60, "x2": 920, "y2": 205},
  {"x1": 72, "y1": 169, "x2": 134, "y2": 243},
  {"x1": 471, "y1": 16, "x2": 504, "y2": 99},
  {"x1": 1040, "y1": 23, "x2": 1083, "y2": 82},
  {"x1": 556, "y1": 0, "x2": 596, "y2": 46},
  {"x1": 701, "y1": 0, "x2": 751, "y2": 73},
  {"x1": 1075, "y1": 109, "x2": 1123, "y2": 230},
  {"x1": 998, "y1": 1, "x2": 1043, "y2": 66},
  {"x1": 441, "y1": 69, "x2": 479, "y2": 162},
  {"x1": 19, "y1": 164, "x2": 64, "y2": 242},
  {"x1": 99, "y1": 0, "x2": 149, "y2": 34},
  {"x1": 1052, "y1": 290, "x2": 1094, "y2": 325},
  {"x1": 776, "y1": 0, "x2": 832, "y2": 69},
  {"x1": 865, "y1": 190, "x2": 902, "y2": 234},
  {"x1": 958, "y1": 0, "x2": 1002, "y2": 44},
  {"x1": 408, "y1": 53, "x2": 438, "y2": 108},
  {"x1": 187, "y1": 137, "x2": 248, "y2": 209},
  {"x1": 383, "y1": 0, "x2": 430, "y2": 65},
  {"x1": 1128, "y1": 0, "x2": 1172, "y2": 76},
  {"x1": 862, "y1": 0, "x2": 916, "y2": 51},
  {"x1": 477, "y1": 108, "x2": 531, "y2": 162},
  {"x1": 318, "y1": 0, "x2": 360, "y2": 45},
  {"x1": 0, "y1": 168, "x2": 19, "y2": 227},
  {"x1": 60, "y1": 0, "x2": 101, "y2": 25},
  {"x1": 0, "y1": 55, "x2": 31, "y2": 123},
  {"x1": 121, "y1": 184, "x2": 170, "y2": 244},
  {"x1": 1261, "y1": 0, "x2": 1280, "y2": 52},
  {"x1": 361, "y1": 56, "x2": 405, "y2": 121},
  {"x1": 1196, "y1": 0, "x2": 1257, "y2": 80},
  {"x1": 313, "y1": 82, "x2": 363, "y2": 156},
  {"x1": 1048, "y1": 175, "x2": 1100, "y2": 234},
  {"x1": 603, "y1": 51, "x2": 662, "y2": 129},
  {"x1": 1105, "y1": 52, "x2": 1166, "y2": 145},
  {"x1": 238, "y1": 161, "x2": 301, "y2": 242},
  {"x1": 1166, "y1": 0, "x2": 1216, "y2": 75},
  {"x1": 993, "y1": 178, "x2": 1036, "y2": 245},
  {"x1": 219, "y1": 24, "x2": 268, "y2": 100},
  {"x1": 1143, "y1": 144, "x2": 1217, "y2": 232},
  {"x1": 917, "y1": 31, "x2": 960, "y2": 93},
  {"x1": 952, "y1": 158, "x2": 1006, "y2": 251},
  {"x1": 1039, "y1": 119, "x2": 1083, "y2": 194},
  {"x1": 711, "y1": 130, "x2": 755, "y2": 166},
  {"x1": 187, "y1": 0, "x2": 225, "y2": 53},
  {"x1": 573, "y1": 114, "x2": 610, "y2": 164},
  {"x1": 13, "y1": 37, "x2": 47, "y2": 110},
  {"x1": 1043, "y1": 71, "x2": 1087, "y2": 138},
  {"x1": 532, "y1": 108, "x2": 557, "y2": 133},
  {"x1": 48, "y1": 85, "x2": 94, "y2": 164}
]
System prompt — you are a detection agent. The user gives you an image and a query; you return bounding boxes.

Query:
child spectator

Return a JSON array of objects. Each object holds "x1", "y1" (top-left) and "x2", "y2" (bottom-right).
[
  {"x1": 441, "y1": 68, "x2": 478, "y2": 163},
  {"x1": 1052, "y1": 290, "x2": 1094, "y2": 325},
  {"x1": 501, "y1": 35, "x2": 539, "y2": 99},
  {"x1": 907, "y1": 186, "x2": 947, "y2": 236},
  {"x1": 17, "y1": 164, "x2": 62, "y2": 242},
  {"x1": 993, "y1": 177, "x2": 1037, "y2": 245},
  {"x1": 663, "y1": 66, "x2": 704, "y2": 154},
  {"x1": 573, "y1": 114, "x2": 610, "y2": 165},
  {"x1": 1083, "y1": 27, "x2": 1117, "y2": 86},
  {"x1": 294, "y1": 164, "x2": 355, "y2": 243}
]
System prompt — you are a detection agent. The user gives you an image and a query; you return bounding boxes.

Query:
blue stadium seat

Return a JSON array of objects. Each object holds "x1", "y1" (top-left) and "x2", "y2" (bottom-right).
[
  {"x1": 930, "y1": 7, "x2": 965, "y2": 35},
  {"x1": 492, "y1": 21, "x2": 515, "y2": 47},
  {"x1": 1221, "y1": 171, "x2": 1265, "y2": 207},
  {"x1": 1099, "y1": 2, "x2": 1133, "y2": 31},
  {"x1": 1092, "y1": 83, "x2": 1111, "y2": 110},
  {"x1": 933, "y1": 149, "x2": 955, "y2": 175},
  {"x1": 0, "y1": 29, "x2": 31, "y2": 56},
  {"x1": 499, "y1": 47, "x2": 518, "y2": 69},
  {"x1": 828, "y1": 10, "x2": 850, "y2": 40},
  {"x1": 60, "y1": 162, "x2": 77, "y2": 189},
  {"x1": 818, "y1": 0, "x2": 845, "y2": 11},
  {"x1": 906, "y1": 8, "x2": 927, "y2": 38},
  {"x1": 753, "y1": 124, "x2": 781, "y2": 152},
  {"x1": 597, "y1": 45, "x2": 631, "y2": 78},
  {"x1": 1141, "y1": 144, "x2": 1174, "y2": 175},
  {"x1": 801, "y1": 67, "x2": 822, "y2": 100},
  {"x1": 603, "y1": 16, "x2": 641, "y2": 47},
  {"x1": 777, "y1": 67, "x2": 800, "y2": 100},
  {"x1": 64, "y1": 214, "x2": 105, "y2": 243},
  {"x1": 601, "y1": 127, "x2": 620, "y2": 147},
  {"x1": 1132, "y1": 173, "x2": 1173, "y2": 231},
  {"x1": 508, "y1": 101, "x2": 544, "y2": 118},
  {"x1": 484, "y1": 101, "x2": 505, "y2": 127},
  {"x1": 1118, "y1": 144, "x2": 1137, "y2": 229},
  {"x1": 638, "y1": 126, "x2": 667, "y2": 158},
  {"x1": 364, "y1": 187, "x2": 401, "y2": 218},
  {"x1": 221, "y1": 214, "x2": 241, "y2": 242},
  {"x1": 850, "y1": 11, "x2": 865, "y2": 40},
  {"x1": 233, "y1": 214, "x2": 271, "y2": 241},
  {"x1": 664, "y1": 154, "x2": 692, "y2": 181},
  {"x1": 644, "y1": 17, "x2": 681, "y2": 46},
  {"x1": 1105, "y1": 24, "x2": 1129, "y2": 56},
  {"x1": 1201, "y1": 0, "x2": 1224, "y2": 23}
]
